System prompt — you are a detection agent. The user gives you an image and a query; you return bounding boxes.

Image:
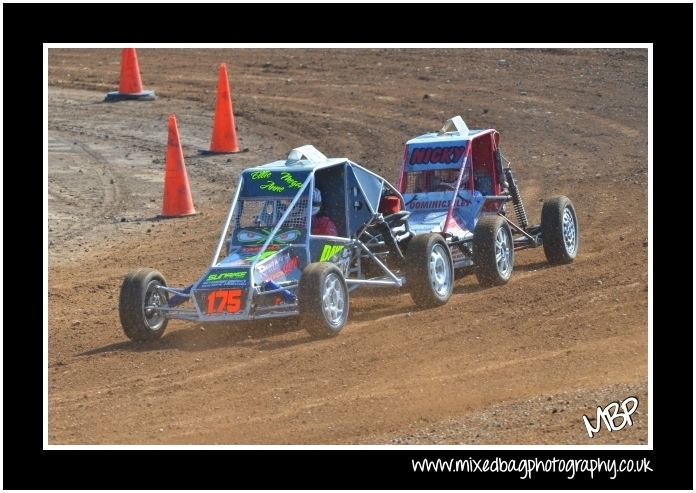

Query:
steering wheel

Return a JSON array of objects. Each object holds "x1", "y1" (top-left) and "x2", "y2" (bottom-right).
[
  {"x1": 383, "y1": 210, "x2": 411, "y2": 224},
  {"x1": 434, "y1": 182, "x2": 456, "y2": 191}
]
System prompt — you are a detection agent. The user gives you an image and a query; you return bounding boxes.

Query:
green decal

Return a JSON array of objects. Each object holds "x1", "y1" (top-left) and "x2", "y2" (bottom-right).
[
  {"x1": 280, "y1": 171, "x2": 303, "y2": 189},
  {"x1": 248, "y1": 171, "x2": 303, "y2": 194},
  {"x1": 207, "y1": 271, "x2": 247, "y2": 282},
  {"x1": 260, "y1": 181, "x2": 285, "y2": 193},
  {"x1": 245, "y1": 250, "x2": 277, "y2": 262},
  {"x1": 319, "y1": 244, "x2": 345, "y2": 262},
  {"x1": 250, "y1": 170, "x2": 271, "y2": 180},
  {"x1": 275, "y1": 229, "x2": 301, "y2": 243},
  {"x1": 237, "y1": 228, "x2": 272, "y2": 244}
]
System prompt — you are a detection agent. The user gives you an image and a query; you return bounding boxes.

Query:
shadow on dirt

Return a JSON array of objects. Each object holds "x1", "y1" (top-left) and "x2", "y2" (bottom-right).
[
  {"x1": 79, "y1": 318, "x2": 309, "y2": 356},
  {"x1": 348, "y1": 302, "x2": 431, "y2": 323},
  {"x1": 452, "y1": 282, "x2": 486, "y2": 295},
  {"x1": 514, "y1": 261, "x2": 552, "y2": 273},
  {"x1": 116, "y1": 214, "x2": 192, "y2": 224},
  {"x1": 450, "y1": 261, "x2": 551, "y2": 295}
]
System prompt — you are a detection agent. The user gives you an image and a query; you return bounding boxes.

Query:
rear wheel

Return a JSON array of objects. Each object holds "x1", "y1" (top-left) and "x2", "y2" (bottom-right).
[
  {"x1": 406, "y1": 233, "x2": 454, "y2": 307},
  {"x1": 473, "y1": 215, "x2": 514, "y2": 287},
  {"x1": 298, "y1": 262, "x2": 349, "y2": 338},
  {"x1": 541, "y1": 195, "x2": 578, "y2": 264},
  {"x1": 119, "y1": 268, "x2": 169, "y2": 341}
]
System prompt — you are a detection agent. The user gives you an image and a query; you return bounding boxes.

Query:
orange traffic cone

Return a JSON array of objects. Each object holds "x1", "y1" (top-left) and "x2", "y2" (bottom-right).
[
  {"x1": 200, "y1": 63, "x2": 239, "y2": 154},
  {"x1": 104, "y1": 48, "x2": 156, "y2": 102},
  {"x1": 161, "y1": 115, "x2": 196, "y2": 218}
]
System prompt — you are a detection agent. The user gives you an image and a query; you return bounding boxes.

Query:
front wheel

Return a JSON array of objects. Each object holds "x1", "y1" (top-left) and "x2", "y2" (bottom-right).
[
  {"x1": 541, "y1": 195, "x2": 579, "y2": 265},
  {"x1": 298, "y1": 262, "x2": 349, "y2": 338},
  {"x1": 119, "y1": 268, "x2": 169, "y2": 341},
  {"x1": 406, "y1": 233, "x2": 454, "y2": 308},
  {"x1": 473, "y1": 215, "x2": 514, "y2": 287}
]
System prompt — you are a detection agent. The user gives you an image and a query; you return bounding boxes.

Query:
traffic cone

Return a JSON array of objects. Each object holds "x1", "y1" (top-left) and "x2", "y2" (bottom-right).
[
  {"x1": 104, "y1": 48, "x2": 156, "y2": 102},
  {"x1": 161, "y1": 115, "x2": 196, "y2": 218},
  {"x1": 200, "y1": 63, "x2": 239, "y2": 154}
]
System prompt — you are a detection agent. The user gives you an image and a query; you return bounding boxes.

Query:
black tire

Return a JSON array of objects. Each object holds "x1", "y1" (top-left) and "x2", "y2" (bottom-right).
[
  {"x1": 405, "y1": 233, "x2": 454, "y2": 307},
  {"x1": 541, "y1": 195, "x2": 579, "y2": 265},
  {"x1": 473, "y1": 215, "x2": 514, "y2": 287},
  {"x1": 298, "y1": 262, "x2": 349, "y2": 338},
  {"x1": 119, "y1": 268, "x2": 169, "y2": 341}
]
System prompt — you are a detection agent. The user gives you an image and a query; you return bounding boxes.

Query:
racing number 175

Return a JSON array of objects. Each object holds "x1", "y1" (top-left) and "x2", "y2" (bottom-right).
[{"x1": 206, "y1": 289, "x2": 242, "y2": 314}]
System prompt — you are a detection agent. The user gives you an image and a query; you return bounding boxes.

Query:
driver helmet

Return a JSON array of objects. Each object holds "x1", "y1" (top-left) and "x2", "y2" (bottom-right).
[{"x1": 312, "y1": 188, "x2": 322, "y2": 215}]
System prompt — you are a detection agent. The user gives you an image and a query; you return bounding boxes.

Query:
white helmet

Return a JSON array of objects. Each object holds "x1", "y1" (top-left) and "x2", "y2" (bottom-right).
[{"x1": 312, "y1": 188, "x2": 322, "y2": 215}]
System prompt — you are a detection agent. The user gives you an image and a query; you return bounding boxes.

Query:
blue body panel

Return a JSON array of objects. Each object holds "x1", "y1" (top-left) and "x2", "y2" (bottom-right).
[
  {"x1": 182, "y1": 145, "x2": 405, "y2": 322},
  {"x1": 403, "y1": 190, "x2": 485, "y2": 236}
]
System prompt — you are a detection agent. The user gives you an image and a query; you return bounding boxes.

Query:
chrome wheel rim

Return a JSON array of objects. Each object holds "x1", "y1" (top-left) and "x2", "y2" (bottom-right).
[
  {"x1": 495, "y1": 227, "x2": 513, "y2": 279},
  {"x1": 429, "y1": 244, "x2": 452, "y2": 297},
  {"x1": 322, "y1": 273, "x2": 346, "y2": 328},
  {"x1": 562, "y1": 207, "x2": 577, "y2": 255},
  {"x1": 143, "y1": 282, "x2": 166, "y2": 331}
]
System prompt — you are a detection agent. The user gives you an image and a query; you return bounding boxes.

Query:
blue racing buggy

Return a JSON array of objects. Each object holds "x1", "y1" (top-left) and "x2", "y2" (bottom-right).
[
  {"x1": 398, "y1": 116, "x2": 579, "y2": 285},
  {"x1": 119, "y1": 145, "x2": 454, "y2": 340}
]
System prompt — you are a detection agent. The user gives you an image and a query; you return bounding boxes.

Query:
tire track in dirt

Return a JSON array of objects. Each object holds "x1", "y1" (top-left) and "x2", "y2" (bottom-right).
[
  {"x1": 72, "y1": 139, "x2": 123, "y2": 216},
  {"x1": 50, "y1": 120, "x2": 164, "y2": 154},
  {"x1": 48, "y1": 133, "x2": 123, "y2": 256},
  {"x1": 514, "y1": 93, "x2": 642, "y2": 139}
]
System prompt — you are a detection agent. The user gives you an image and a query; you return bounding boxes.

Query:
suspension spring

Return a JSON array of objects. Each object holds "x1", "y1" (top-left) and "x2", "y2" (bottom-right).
[{"x1": 505, "y1": 168, "x2": 528, "y2": 229}]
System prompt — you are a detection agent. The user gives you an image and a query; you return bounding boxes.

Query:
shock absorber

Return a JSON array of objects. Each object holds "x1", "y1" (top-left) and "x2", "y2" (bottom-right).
[{"x1": 504, "y1": 167, "x2": 529, "y2": 229}]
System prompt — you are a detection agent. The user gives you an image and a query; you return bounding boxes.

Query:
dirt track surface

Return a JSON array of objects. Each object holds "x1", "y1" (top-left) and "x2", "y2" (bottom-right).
[{"x1": 47, "y1": 48, "x2": 648, "y2": 444}]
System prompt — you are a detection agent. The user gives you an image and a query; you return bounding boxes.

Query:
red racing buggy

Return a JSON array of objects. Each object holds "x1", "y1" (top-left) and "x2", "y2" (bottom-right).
[{"x1": 397, "y1": 116, "x2": 579, "y2": 286}]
